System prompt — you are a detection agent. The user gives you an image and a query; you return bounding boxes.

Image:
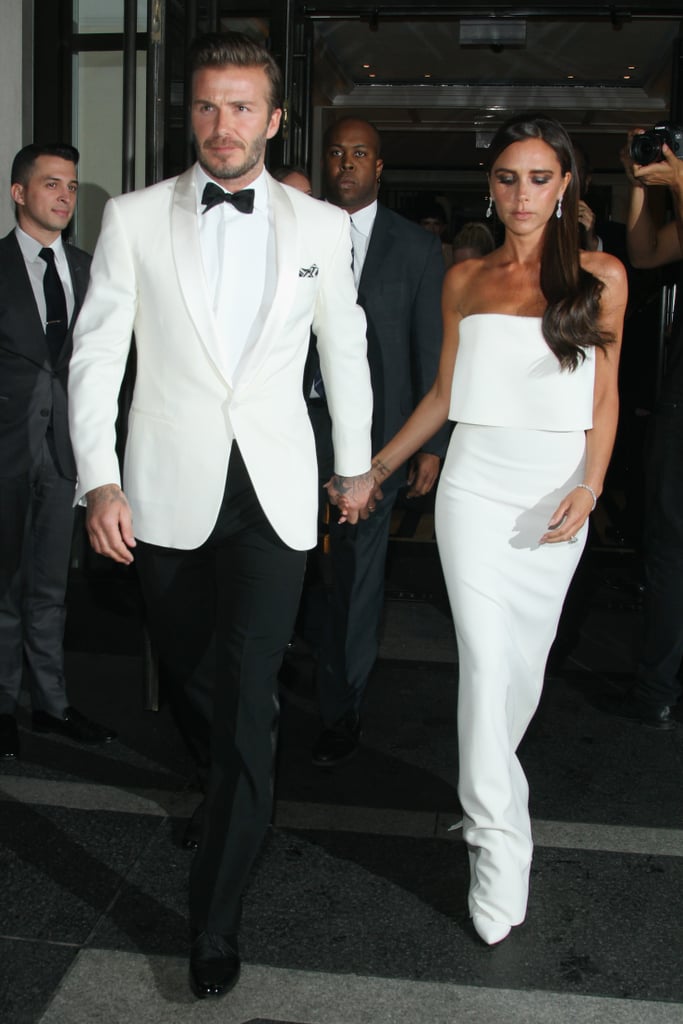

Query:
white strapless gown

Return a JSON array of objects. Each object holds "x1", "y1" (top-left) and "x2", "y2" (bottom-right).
[{"x1": 435, "y1": 315, "x2": 595, "y2": 936}]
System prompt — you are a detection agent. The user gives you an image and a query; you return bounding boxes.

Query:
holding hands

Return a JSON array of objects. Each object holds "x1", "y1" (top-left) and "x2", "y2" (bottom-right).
[
  {"x1": 325, "y1": 468, "x2": 382, "y2": 523},
  {"x1": 327, "y1": 449, "x2": 442, "y2": 521}
]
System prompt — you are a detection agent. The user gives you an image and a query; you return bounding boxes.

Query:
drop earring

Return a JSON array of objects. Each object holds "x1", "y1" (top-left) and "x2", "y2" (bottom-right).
[
  {"x1": 485, "y1": 195, "x2": 493, "y2": 219},
  {"x1": 556, "y1": 194, "x2": 563, "y2": 219}
]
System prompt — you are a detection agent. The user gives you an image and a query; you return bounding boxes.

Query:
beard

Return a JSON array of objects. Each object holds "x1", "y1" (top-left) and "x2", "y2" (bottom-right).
[{"x1": 196, "y1": 129, "x2": 268, "y2": 182}]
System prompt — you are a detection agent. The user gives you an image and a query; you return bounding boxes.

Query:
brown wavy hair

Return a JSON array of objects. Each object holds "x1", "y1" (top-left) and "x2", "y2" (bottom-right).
[
  {"x1": 188, "y1": 31, "x2": 283, "y2": 114},
  {"x1": 486, "y1": 113, "x2": 612, "y2": 370}
]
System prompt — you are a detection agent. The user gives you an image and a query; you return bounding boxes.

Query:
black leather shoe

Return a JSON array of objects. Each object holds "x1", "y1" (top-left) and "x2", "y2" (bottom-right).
[
  {"x1": 312, "y1": 712, "x2": 361, "y2": 768},
  {"x1": 189, "y1": 931, "x2": 240, "y2": 999},
  {"x1": 599, "y1": 693, "x2": 676, "y2": 731},
  {"x1": 32, "y1": 706, "x2": 117, "y2": 744},
  {"x1": 0, "y1": 714, "x2": 20, "y2": 759},
  {"x1": 182, "y1": 800, "x2": 205, "y2": 851}
]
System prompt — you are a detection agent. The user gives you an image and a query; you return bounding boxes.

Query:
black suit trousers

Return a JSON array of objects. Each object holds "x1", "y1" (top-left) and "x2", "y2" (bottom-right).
[
  {"x1": 317, "y1": 490, "x2": 397, "y2": 725},
  {"x1": 0, "y1": 438, "x2": 75, "y2": 715},
  {"x1": 135, "y1": 443, "x2": 306, "y2": 935},
  {"x1": 307, "y1": 401, "x2": 398, "y2": 725}
]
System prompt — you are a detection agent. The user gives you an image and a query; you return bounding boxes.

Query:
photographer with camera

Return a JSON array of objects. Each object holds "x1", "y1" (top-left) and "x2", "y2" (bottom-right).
[{"x1": 604, "y1": 126, "x2": 683, "y2": 729}]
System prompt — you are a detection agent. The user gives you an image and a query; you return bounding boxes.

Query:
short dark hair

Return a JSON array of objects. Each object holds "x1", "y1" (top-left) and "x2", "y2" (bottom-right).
[
  {"x1": 11, "y1": 142, "x2": 80, "y2": 187},
  {"x1": 271, "y1": 164, "x2": 309, "y2": 182},
  {"x1": 452, "y1": 221, "x2": 495, "y2": 257},
  {"x1": 322, "y1": 117, "x2": 382, "y2": 157},
  {"x1": 418, "y1": 203, "x2": 447, "y2": 224},
  {"x1": 188, "y1": 31, "x2": 283, "y2": 113}
]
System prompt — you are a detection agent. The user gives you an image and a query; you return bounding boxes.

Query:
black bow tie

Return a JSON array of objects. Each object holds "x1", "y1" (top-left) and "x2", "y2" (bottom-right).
[{"x1": 201, "y1": 181, "x2": 255, "y2": 215}]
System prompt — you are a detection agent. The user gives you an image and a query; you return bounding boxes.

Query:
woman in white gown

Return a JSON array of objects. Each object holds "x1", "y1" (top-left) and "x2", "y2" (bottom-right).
[{"x1": 337, "y1": 114, "x2": 627, "y2": 944}]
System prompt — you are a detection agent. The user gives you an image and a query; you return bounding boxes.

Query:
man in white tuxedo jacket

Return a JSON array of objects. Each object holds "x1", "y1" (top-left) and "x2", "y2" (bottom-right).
[{"x1": 68, "y1": 31, "x2": 373, "y2": 1000}]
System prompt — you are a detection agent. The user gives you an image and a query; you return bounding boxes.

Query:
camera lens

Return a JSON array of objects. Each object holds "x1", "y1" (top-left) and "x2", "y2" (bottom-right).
[{"x1": 630, "y1": 134, "x2": 662, "y2": 164}]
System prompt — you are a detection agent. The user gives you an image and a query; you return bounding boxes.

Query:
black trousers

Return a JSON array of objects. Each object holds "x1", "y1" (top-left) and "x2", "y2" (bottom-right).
[
  {"x1": 307, "y1": 400, "x2": 399, "y2": 726},
  {"x1": 135, "y1": 444, "x2": 306, "y2": 935},
  {"x1": 634, "y1": 401, "x2": 683, "y2": 708},
  {"x1": 0, "y1": 437, "x2": 75, "y2": 716}
]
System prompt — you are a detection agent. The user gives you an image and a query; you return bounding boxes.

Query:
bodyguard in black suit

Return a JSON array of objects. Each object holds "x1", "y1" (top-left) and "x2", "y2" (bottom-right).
[
  {"x1": 0, "y1": 143, "x2": 115, "y2": 759},
  {"x1": 310, "y1": 118, "x2": 451, "y2": 766}
]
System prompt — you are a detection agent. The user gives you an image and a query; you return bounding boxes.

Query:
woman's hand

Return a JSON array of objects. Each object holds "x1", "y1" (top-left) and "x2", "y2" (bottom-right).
[{"x1": 539, "y1": 485, "x2": 596, "y2": 545}]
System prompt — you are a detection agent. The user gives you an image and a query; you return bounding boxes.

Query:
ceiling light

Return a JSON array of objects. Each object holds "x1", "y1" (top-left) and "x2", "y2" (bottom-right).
[{"x1": 459, "y1": 19, "x2": 526, "y2": 48}]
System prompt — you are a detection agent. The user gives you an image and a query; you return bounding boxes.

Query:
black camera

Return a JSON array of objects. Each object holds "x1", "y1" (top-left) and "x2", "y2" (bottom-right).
[{"x1": 629, "y1": 123, "x2": 683, "y2": 164}]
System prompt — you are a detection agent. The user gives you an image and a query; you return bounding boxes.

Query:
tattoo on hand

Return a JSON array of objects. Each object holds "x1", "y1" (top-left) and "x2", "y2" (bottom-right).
[
  {"x1": 87, "y1": 485, "x2": 126, "y2": 512},
  {"x1": 330, "y1": 469, "x2": 375, "y2": 498}
]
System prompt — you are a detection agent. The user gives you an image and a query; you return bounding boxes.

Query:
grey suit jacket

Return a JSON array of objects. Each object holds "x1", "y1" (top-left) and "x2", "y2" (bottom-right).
[{"x1": 0, "y1": 231, "x2": 91, "y2": 479}]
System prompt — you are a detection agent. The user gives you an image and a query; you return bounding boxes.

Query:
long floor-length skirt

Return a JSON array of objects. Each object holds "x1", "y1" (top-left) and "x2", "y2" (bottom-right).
[{"x1": 435, "y1": 422, "x2": 587, "y2": 926}]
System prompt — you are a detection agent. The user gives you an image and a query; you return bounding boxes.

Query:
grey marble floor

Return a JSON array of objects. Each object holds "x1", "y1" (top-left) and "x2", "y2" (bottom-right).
[{"x1": 1, "y1": 537, "x2": 682, "y2": 1024}]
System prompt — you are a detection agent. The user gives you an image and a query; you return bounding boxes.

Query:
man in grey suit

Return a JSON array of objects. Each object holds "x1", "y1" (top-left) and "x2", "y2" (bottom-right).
[
  {"x1": 0, "y1": 143, "x2": 115, "y2": 759},
  {"x1": 311, "y1": 117, "x2": 451, "y2": 767}
]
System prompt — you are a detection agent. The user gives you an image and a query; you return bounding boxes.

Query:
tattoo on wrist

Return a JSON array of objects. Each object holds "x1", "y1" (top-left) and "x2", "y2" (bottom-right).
[
  {"x1": 372, "y1": 457, "x2": 391, "y2": 480},
  {"x1": 332, "y1": 469, "x2": 375, "y2": 495},
  {"x1": 88, "y1": 485, "x2": 124, "y2": 509}
]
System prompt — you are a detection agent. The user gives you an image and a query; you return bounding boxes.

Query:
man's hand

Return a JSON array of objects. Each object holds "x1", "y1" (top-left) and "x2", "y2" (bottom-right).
[
  {"x1": 405, "y1": 453, "x2": 441, "y2": 498},
  {"x1": 621, "y1": 131, "x2": 683, "y2": 191},
  {"x1": 325, "y1": 468, "x2": 378, "y2": 524},
  {"x1": 85, "y1": 484, "x2": 136, "y2": 564}
]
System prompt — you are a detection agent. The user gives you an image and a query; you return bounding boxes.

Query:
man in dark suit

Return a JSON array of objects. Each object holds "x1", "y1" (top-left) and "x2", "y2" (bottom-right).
[
  {"x1": 0, "y1": 142, "x2": 115, "y2": 760},
  {"x1": 310, "y1": 117, "x2": 450, "y2": 767}
]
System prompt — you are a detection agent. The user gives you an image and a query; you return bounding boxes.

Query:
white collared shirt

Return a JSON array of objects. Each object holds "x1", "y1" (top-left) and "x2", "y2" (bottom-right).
[
  {"x1": 15, "y1": 227, "x2": 75, "y2": 330},
  {"x1": 348, "y1": 200, "x2": 377, "y2": 287},
  {"x1": 195, "y1": 164, "x2": 274, "y2": 381}
]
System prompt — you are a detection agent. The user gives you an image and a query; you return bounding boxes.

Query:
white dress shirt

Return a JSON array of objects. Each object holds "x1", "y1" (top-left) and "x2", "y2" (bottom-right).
[
  {"x1": 15, "y1": 226, "x2": 75, "y2": 329},
  {"x1": 195, "y1": 164, "x2": 275, "y2": 382},
  {"x1": 348, "y1": 200, "x2": 377, "y2": 287}
]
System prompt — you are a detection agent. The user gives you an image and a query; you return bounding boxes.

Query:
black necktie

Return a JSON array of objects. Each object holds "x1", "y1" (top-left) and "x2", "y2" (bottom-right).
[
  {"x1": 201, "y1": 182, "x2": 255, "y2": 215},
  {"x1": 39, "y1": 247, "x2": 68, "y2": 364}
]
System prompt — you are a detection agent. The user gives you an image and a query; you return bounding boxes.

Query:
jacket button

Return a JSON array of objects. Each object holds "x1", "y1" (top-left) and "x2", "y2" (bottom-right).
[{"x1": 40, "y1": 408, "x2": 49, "y2": 417}]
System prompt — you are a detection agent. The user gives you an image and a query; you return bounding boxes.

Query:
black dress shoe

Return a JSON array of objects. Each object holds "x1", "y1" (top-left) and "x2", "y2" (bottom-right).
[
  {"x1": 182, "y1": 800, "x2": 205, "y2": 851},
  {"x1": 599, "y1": 693, "x2": 676, "y2": 731},
  {"x1": 312, "y1": 712, "x2": 361, "y2": 768},
  {"x1": 32, "y1": 706, "x2": 117, "y2": 744},
  {"x1": 0, "y1": 714, "x2": 20, "y2": 759},
  {"x1": 189, "y1": 931, "x2": 240, "y2": 999}
]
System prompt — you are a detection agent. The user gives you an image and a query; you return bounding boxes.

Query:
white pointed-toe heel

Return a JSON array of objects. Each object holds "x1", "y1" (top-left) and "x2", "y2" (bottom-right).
[{"x1": 472, "y1": 912, "x2": 511, "y2": 946}]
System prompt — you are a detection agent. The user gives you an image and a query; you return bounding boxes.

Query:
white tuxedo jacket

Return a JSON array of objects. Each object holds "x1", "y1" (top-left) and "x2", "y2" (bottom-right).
[{"x1": 69, "y1": 167, "x2": 372, "y2": 551}]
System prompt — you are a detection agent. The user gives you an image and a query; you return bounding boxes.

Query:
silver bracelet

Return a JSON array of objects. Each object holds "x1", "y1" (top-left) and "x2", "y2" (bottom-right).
[{"x1": 577, "y1": 483, "x2": 598, "y2": 511}]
